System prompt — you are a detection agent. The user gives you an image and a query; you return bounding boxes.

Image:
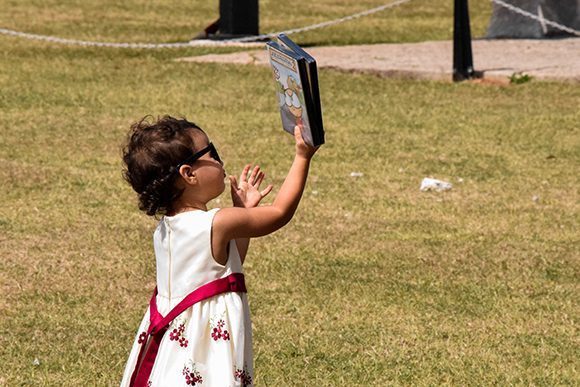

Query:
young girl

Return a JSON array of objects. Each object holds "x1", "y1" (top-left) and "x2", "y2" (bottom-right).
[{"x1": 120, "y1": 116, "x2": 317, "y2": 386}]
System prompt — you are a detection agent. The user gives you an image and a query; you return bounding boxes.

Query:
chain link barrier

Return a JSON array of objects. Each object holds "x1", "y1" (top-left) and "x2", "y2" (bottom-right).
[
  {"x1": 0, "y1": 27, "x2": 257, "y2": 48},
  {"x1": 227, "y1": 0, "x2": 411, "y2": 42},
  {"x1": 2, "y1": 0, "x2": 577, "y2": 49},
  {"x1": 0, "y1": 0, "x2": 411, "y2": 49},
  {"x1": 490, "y1": 0, "x2": 580, "y2": 37}
]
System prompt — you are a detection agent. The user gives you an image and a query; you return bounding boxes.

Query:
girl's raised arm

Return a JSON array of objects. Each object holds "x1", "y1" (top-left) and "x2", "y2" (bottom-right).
[{"x1": 213, "y1": 126, "x2": 318, "y2": 242}]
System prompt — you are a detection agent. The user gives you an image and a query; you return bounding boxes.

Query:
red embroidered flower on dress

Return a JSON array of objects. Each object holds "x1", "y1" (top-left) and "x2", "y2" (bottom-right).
[
  {"x1": 211, "y1": 327, "x2": 221, "y2": 341},
  {"x1": 234, "y1": 366, "x2": 252, "y2": 386},
  {"x1": 169, "y1": 329, "x2": 180, "y2": 341},
  {"x1": 169, "y1": 322, "x2": 188, "y2": 348},
  {"x1": 138, "y1": 332, "x2": 147, "y2": 344},
  {"x1": 182, "y1": 364, "x2": 203, "y2": 385},
  {"x1": 210, "y1": 318, "x2": 230, "y2": 341}
]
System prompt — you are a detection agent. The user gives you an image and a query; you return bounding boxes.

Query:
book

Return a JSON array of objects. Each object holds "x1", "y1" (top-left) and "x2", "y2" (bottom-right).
[{"x1": 266, "y1": 35, "x2": 325, "y2": 147}]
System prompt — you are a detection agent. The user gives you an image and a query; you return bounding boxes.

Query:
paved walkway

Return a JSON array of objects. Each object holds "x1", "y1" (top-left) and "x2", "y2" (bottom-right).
[{"x1": 178, "y1": 38, "x2": 580, "y2": 82}]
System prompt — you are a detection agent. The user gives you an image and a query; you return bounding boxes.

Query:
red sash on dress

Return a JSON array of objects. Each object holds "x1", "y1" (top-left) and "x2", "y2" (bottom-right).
[{"x1": 129, "y1": 273, "x2": 247, "y2": 387}]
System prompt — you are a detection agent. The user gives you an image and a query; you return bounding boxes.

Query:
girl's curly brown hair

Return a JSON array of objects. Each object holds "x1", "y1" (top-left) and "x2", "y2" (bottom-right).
[{"x1": 122, "y1": 115, "x2": 205, "y2": 216}]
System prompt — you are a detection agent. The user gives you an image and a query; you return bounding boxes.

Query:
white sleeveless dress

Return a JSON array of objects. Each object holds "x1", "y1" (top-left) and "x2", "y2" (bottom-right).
[{"x1": 120, "y1": 209, "x2": 253, "y2": 386}]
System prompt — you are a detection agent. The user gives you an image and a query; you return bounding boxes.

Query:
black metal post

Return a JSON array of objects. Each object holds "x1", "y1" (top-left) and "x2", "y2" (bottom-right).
[
  {"x1": 453, "y1": 0, "x2": 475, "y2": 81},
  {"x1": 219, "y1": 0, "x2": 259, "y2": 38}
]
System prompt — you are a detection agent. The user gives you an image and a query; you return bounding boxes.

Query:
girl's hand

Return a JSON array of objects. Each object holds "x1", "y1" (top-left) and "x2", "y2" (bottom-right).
[
  {"x1": 230, "y1": 165, "x2": 273, "y2": 208},
  {"x1": 294, "y1": 125, "x2": 319, "y2": 160}
]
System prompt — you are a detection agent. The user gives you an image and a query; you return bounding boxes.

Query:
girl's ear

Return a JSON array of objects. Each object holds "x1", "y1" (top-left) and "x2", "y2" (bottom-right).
[{"x1": 179, "y1": 165, "x2": 197, "y2": 185}]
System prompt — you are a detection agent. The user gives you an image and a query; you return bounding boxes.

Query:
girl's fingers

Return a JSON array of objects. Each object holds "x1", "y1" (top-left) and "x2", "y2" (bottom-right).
[
  {"x1": 294, "y1": 125, "x2": 305, "y2": 145},
  {"x1": 261, "y1": 184, "x2": 273, "y2": 198},
  {"x1": 229, "y1": 175, "x2": 239, "y2": 191},
  {"x1": 240, "y1": 164, "x2": 251, "y2": 183},
  {"x1": 254, "y1": 170, "x2": 263, "y2": 186},
  {"x1": 248, "y1": 165, "x2": 260, "y2": 185}
]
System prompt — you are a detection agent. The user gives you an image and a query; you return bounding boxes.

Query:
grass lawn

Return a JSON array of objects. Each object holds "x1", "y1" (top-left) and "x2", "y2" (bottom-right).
[{"x1": 1, "y1": 0, "x2": 579, "y2": 385}]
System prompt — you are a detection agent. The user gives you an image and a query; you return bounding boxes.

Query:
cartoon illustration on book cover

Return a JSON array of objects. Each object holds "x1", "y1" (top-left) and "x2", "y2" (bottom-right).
[{"x1": 269, "y1": 49, "x2": 313, "y2": 145}]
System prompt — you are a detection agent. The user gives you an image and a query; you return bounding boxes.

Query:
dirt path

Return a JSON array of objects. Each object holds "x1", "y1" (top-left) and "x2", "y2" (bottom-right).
[{"x1": 178, "y1": 38, "x2": 580, "y2": 82}]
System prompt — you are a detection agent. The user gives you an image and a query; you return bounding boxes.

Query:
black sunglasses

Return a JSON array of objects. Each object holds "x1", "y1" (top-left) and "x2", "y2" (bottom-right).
[{"x1": 175, "y1": 142, "x2": 222, "y2": 173}]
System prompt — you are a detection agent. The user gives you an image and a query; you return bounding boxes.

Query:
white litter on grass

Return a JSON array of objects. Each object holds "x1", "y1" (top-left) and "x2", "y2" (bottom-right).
[
  {"x1": 32, "y1": 358, "x2": 40, "y2": 366},
  {"x1": 420, "y1": 177, "x2": 452, "y2": 192},
  {"x1": 532, "y1": 195, "x2": 540, "y2": 203},
  {"x1": 350, "y1": 172, "x2": 364, "y2": 177}
]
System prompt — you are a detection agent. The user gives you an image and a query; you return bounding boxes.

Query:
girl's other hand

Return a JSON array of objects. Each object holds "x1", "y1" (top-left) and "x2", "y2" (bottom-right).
[
  {"x1": 294, "y1": 125, "x2": 318, "y2": 160},
  {"x1": 230, "y1": 164, "x2": 273, "y2": 208}
]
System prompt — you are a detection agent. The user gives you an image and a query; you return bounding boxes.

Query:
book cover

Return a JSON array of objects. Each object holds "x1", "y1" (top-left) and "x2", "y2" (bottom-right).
[
  {"x1": 277, "y1": 34, "x2": 324, "y2": 145},
  {"x1": 266, "y1": 37, "x2": 325, "y2": 147}
]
